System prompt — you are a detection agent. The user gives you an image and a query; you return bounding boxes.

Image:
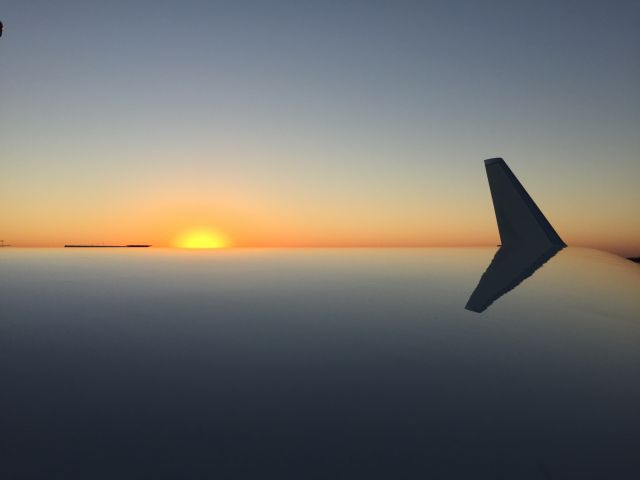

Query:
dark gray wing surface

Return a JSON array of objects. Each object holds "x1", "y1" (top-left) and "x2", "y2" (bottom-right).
[
  {"x1": 466, "y1": 158, "x2": 566, "y2": 312},
  {"x1": 485, "y1": 158, "x2": 565, "y2": 248}
]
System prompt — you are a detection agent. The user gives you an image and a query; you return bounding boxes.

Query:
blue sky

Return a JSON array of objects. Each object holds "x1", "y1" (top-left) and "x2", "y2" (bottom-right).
[{"x1": 1, "y1": 1, "x2": 638, "y2": 253}]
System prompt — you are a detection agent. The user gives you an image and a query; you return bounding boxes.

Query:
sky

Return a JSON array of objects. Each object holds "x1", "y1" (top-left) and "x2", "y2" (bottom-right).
[{"x1": 1, "y1": 0, "x2": 638, "y2": 254}]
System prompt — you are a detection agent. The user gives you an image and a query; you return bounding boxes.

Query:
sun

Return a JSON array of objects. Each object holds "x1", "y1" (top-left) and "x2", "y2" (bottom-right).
[{"x1": 175, "y1": 229, "x2": 231, "y2": 249}]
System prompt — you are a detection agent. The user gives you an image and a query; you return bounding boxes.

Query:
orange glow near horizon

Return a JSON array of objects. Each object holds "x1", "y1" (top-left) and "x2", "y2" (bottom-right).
[
  {"x1": 2, "y1": 167, "x2": 639, "y2": 256},
  {"x1": 175, "y1": 229, "x2": 231, "y2": 249}
]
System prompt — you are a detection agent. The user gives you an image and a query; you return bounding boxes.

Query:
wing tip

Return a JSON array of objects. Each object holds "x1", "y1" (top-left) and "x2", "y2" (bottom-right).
[
  {"x1": 482, "y1": 156, "x2": 566, "y2": 248},
  {"x1": 484, "y1": 157, "x2": 504, "y2": 166}
]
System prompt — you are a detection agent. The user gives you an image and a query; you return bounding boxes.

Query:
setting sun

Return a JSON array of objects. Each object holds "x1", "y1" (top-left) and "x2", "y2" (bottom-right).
[{"x1": 175, "y1": 229, "x2": 231, "y2": 249}]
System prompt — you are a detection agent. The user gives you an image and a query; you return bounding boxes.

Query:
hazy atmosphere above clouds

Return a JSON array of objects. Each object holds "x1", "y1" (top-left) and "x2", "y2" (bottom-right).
[{"x1": 1, "y1": 1, "x2": 638, "y2": 254}]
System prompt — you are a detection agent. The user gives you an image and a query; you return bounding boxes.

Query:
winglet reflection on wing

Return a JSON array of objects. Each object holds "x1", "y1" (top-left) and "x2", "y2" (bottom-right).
[
  {"x1": 466, "y1": 158, "x2": 566, "y2": 312},
  {"x1": 465, "y1": 243, "x2": 562, "y2": 312}
]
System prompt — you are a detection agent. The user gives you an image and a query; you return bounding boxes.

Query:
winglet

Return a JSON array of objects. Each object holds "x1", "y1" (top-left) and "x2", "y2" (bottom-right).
[{"x1": 484, "y1": 158, "x2": 565, "y2": 248}]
